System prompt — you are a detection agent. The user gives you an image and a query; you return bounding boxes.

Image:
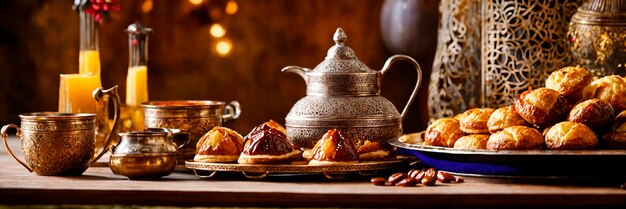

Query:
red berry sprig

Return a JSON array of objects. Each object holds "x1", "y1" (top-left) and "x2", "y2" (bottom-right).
[{"x1": 75, "y1": 0, "x2": 120, "y2": 23}]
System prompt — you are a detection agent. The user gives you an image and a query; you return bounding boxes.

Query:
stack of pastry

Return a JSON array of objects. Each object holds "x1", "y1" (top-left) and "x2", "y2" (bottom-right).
[{"x1": 423, "y1": 66, "x2": 626, "y2": 150}]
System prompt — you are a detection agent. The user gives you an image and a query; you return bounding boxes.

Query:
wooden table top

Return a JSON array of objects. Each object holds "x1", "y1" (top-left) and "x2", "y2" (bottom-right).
[{"x1": 1, "y1": 137, "x2": 625, "y2": 208}]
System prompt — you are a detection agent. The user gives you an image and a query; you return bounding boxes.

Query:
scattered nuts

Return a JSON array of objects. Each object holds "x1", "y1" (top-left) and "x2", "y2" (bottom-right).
[
  {"x1": 371, "y1": 168, "x2": 464, "y2": 187},
  {"x1": 437, "y1": 171, "x2": 456, "y2": 183},
  {"x1": 396, "y1": 177, "x2": 418, "y2": 187},
  {"x1": 388, "y1": 172, "x2": 408, "y2": 185},
  {"x1": 371, "y1": 177, "x2": 387, "y2": 186}
]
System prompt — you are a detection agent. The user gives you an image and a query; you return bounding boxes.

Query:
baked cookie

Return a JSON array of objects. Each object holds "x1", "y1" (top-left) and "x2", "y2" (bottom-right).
[
  {"x1": 601, "y1": 110, "x2": 626, "y2": 149},
  {"x1": 568, "y1": 99, "x2": 615, "y2": 130},
  {"x1": 424, "y1": 118, "x2": 464, "y2": 147},
  {"x1": 309, "y1": 129, "x2": 359, "y2": 165},
  {"x1": 453, "y1": 134, "x2": 489, "y2": 149},
  {"x1": 459, "y1": 108, "x2": 495, "y2": 134},
  {"x1": 514, "y1": 88, "x2": 569, "y2": 127},
  {"x1": 357, "y1": 140, "x2": 391, "y2": 161},
  {"x1": 194, "y1": 127, "x2": 244, "y2": 163},
  {"x1": 544, "y1": 121, "x2": 598, "y2": 150},
  {"x1": 582, "y1": 75, "x2": 626, "y2": 112},
  {"x1": 486, "y1": 126, "x2": 544, "y2": 150},
  {"x1": 545, "y1": 66, "x2": 592, "y2": 103},
  {"x1": 487, "y1": 106, "x2": 530, "y2": 134}
]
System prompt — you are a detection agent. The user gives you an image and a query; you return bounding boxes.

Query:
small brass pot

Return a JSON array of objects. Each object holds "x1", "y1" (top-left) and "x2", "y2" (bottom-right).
[{"x1": 110, "y1": 128, "x2": 189, "y2": 180}]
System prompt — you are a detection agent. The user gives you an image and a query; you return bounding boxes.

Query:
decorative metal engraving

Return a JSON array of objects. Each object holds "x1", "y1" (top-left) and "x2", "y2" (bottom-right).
[
  {"x1": 2, "y1": 114, "x2": 97, "y2": 175},
  {"x1": 481, "y1": 0, "x2": 582, "y2": 107},
  {"x1": 185, "y1": 158, "x2": 404, "y2": 179},
  {"x1": 428, "y1": 0, "x2": 482, "y2": 120},
  {"x1": 287, "y1": 125, "x2": 402, "y2": 148},
  {"x1": 287, "y1": 96, "x2": 400, "y2": 119}
]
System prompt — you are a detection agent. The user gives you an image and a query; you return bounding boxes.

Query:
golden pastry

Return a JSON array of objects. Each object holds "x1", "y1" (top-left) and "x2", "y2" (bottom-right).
[
  {"x1": 453, "y1": 134, "x2": 489, "y2": 149},
  {"x1": 458, "y1": 108, "x2": 495, "y2": 134},
  {"x1": 582, "y1": 75, "x2": 626, "y2": 112},
  {"x1": 237, "y1": 123, "x2": 301, "y2": 164},
  {"x1": 309, "y1": 129, "x2": 359, "y2": 165},
  {"x1": 601, "y1": 110, "x2": 626, "y2": 149},
  {"x1": 514, "y1": 88, "x2": 569, "y2": 127},
  {"x1": 568, "y1": 99, "x2": 615, "y2": 130},
  {"x1": 424, "y1": 118, "x2": 464, "y2": 147},
  {"x1": 545, "y1": 66, "x2": 592, "y2": 103},
  {"x1": 487, "y1": 106, "x2": 530, "y2": 134},
  {"x1": 194, "y1": 127, "x2": 244, "y2": 163},
  {"x1": 264, "y1": 119, "x2": 286, "y2": 135},
  {"x1": 544, "y1": 121, "x2": 597, "y2": 150},
  {"x1": 486, "y1": 126, "x2": 544, "y2": 150},
  {"x1": 357, "y1": 140, "x2": 390, "y2": 161}
]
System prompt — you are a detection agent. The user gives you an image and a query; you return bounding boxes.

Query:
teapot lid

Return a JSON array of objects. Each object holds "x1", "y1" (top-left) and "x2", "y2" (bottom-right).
[{"x1": 312, "y1": 28, "x2": 374, "y2": 74}]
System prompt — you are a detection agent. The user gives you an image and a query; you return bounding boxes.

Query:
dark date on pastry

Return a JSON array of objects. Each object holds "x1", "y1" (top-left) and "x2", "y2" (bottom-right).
[
  {"x1": 309, "y1": 129, "x2": 359, "y2": 165},
  {"x1": 545, "y1": 66, "x2": 592, "y2": 104},
  {"x1": 487, "y1": 106, "x2": 530, "y2": 134},
  {"x1": 486, "y1": 126, "x2": 544, "y2": 150},
  {"x1": 601, "y1": 110, "x2": 626, "y2": 149},
  {"x1": 453, "y1": 134, "x2": 489, "y2": 149},
  {"x1": 458, "y1": 108, "x2": 495, "y2": 134},
  {"x1": 424, "y1": 118, "x2": 464, "y2": 147},
  {"x1": 237, "y1": 123, "x2": 301, "y2": 164},
  {"x1": 514, "y1": 88, "x2": 569, "y2": 127},
  {"x1": 544, "y1": 121, "x2": 598, "y2": 150},
  {"x1": 568, "y1": 99, "x2": 615, "y2": 131}
]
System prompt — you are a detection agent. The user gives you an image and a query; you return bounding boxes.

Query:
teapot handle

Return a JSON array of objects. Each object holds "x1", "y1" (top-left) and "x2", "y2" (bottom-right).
[{"x1": 379, "y1": 55, "x2": 423, "y2": 122}]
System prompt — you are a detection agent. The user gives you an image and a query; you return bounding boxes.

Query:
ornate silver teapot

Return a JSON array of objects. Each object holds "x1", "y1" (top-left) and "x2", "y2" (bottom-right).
[{"x1": 282, "y1": 28, "x2": 423, "y2": 148}]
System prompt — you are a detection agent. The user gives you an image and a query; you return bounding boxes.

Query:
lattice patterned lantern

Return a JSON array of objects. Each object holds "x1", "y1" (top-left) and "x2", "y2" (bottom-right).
[
  {"x1": 428, "y1": 0, "x2": 482, "y2": 120},
  {"x1": 481, "y1": 0, "x2": 583, "y2": 107}
]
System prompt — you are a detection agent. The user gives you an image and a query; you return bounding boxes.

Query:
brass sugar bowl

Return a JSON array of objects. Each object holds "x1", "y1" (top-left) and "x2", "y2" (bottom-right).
[
  {"x1": 282, "y1": 28, "x2": 423, "y2": 148},
  {"x1": 109, "y1": 128, "x2": 189, "y2": 180}
]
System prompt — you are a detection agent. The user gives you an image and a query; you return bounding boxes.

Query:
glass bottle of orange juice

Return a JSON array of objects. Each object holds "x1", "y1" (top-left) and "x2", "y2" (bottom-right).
[{"x1": 124, "y1": 22, "x2": 152, "y2": 131}]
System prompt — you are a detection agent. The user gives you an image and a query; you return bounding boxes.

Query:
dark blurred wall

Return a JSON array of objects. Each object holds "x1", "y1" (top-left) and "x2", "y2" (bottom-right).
[{"x1": 0, "y1": 0, "x2": 438, "y2": 134}]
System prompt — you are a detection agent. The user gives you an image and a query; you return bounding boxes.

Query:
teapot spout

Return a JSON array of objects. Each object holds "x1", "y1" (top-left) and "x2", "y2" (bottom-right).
[{"x1": 281, "y1": 66, "x2": 310, "y2": 80}]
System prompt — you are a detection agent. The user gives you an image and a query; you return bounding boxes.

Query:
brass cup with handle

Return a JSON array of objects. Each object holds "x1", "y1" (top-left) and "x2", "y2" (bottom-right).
[{"x1": 0, "y1": 86, "x2": 120, "y2": 175}]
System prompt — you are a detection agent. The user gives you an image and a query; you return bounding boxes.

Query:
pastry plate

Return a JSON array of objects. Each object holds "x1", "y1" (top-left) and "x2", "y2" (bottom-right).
[
  {"x1": 389, "y1": 132, "x2": 626, "y2": 178},
  {"x1": 185, "y1": 158, "x2": 407, "y2": 179}
]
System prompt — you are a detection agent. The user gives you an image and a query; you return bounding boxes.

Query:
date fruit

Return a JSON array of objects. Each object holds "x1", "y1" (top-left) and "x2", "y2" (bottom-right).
[
  {"x1": 437, "y1": 171, "x2": 456, "y2": 183},
  {"x1": 455, "y1": 176, "x2": 464, "y2": 183},
  {"x1": 407, "y1": 169, "x2": 422, "y2": 179},
  {"x1": 371, "y1": 177, "x2": 387, "y2": 186},
  {"x1": 421, "y1": 168, "x2": 437, "y2": 186},
  {"x1": 396, "y1": 177, "x2": 418, "y2": 187},
  {"x1": 388, "y1": 172, "x2": 408, "y2": 185}
]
